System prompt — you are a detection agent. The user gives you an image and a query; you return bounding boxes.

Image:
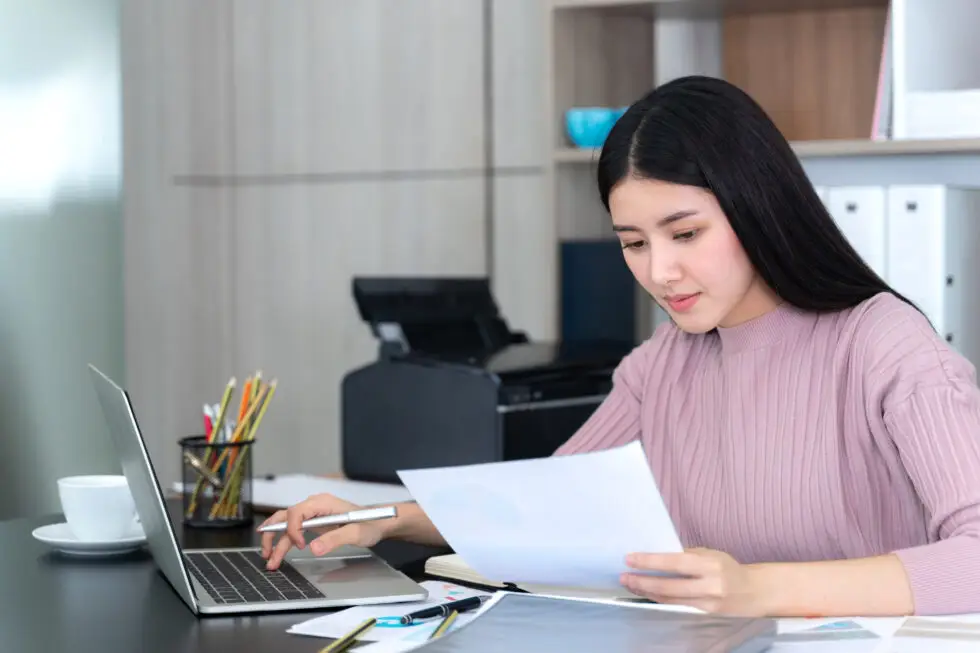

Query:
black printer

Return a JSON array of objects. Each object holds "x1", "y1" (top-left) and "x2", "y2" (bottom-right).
[{"x1": 340, "y1": 277, "x2": 633, "y2": 484}]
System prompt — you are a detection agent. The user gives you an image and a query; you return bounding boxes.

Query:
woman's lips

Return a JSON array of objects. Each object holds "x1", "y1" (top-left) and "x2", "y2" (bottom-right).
[{"x1": 665, "y1": 292, "x2": 700, "y2": 312}]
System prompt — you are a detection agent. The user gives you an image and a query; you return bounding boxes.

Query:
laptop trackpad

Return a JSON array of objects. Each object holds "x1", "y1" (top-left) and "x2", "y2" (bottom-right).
[{"x1": 290, "y1": 556, "x2": 409, "y2": 592}]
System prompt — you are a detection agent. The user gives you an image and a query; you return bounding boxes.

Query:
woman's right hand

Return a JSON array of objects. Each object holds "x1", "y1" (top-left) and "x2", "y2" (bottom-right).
[{"x1": 259, "y1": 493, "x2": 393, "y2": 570}]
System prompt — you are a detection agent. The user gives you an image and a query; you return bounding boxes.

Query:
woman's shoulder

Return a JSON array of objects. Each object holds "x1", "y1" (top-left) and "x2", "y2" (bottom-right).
[
  {"x1": 835, "y1": 291, "x2": 976, "y2": 405},
  {"x1": 838, "y1": 291, "x2": 943, "y2": 354}
]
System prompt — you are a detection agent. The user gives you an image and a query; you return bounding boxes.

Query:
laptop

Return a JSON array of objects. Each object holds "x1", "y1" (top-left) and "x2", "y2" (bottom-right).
[{"x1": 87, "y1": 364, "x2": 428, "y2": 615}]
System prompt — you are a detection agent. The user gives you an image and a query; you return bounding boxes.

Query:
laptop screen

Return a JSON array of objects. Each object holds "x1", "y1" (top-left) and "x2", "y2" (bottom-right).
[{"x1": 88, "y1": 364, "x2": 199, "y2": 612}]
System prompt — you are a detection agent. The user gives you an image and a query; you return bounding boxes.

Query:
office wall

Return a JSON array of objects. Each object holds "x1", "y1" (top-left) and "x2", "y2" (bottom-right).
[
  {"x1": 122, "y1": 0, "x2": 549, "y2": 487},
  {"x1": 0, "y1": 0, "x2": 124, "y2": 519}
]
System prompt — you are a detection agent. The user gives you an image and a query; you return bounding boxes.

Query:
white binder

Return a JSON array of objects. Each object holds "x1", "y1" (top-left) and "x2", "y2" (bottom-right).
[
  {"x1": 813, "y1": 186, "x2": 829, "y2": 205},
  {"x1": 827, "y1": 186, "x2": 887, "y2": 278},
  {"x1": 885, "y1": 185, "x2": 980, "y2": 365}
]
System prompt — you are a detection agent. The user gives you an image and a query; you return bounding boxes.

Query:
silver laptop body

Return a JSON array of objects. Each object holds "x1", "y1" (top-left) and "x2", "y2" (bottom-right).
[{"x1": 88, "y1": 364, "x2": 428, "y2": 615}]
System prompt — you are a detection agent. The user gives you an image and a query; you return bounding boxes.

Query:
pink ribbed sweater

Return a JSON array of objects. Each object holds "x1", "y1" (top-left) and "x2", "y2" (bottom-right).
[{"x1": 556, "y1": 292, "x2": 980, "y2": 615}]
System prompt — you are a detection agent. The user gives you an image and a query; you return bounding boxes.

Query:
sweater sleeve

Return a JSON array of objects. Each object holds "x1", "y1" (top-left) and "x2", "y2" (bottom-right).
[
  {"x1": 552, "y1": 331, "x2": 661, "y2": 456},
  {"x1": 885, "y1": 383, "x2": 980, "y2": 615}
]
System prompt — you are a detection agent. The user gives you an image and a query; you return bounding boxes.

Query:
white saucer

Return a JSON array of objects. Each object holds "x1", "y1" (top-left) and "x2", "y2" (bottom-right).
[{"x1": 32, "y1": 522, "x2": 147, "y2": 557}]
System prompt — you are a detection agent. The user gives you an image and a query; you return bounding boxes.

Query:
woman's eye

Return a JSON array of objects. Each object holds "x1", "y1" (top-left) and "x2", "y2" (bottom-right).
[
  {"x1": 674, "y1": 229, "x2": 698, "y2": 241},
  {"x1": 621, "y1": 241, "x2": 646, "y2": 250}
]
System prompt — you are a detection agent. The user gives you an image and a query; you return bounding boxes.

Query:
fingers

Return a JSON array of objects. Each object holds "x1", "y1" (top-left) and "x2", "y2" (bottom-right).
[
  {"x1": 309, "y1": 524, "x2": 363, "y2": 556},
  {"x1": 620, "y1": 572, "x2": 713, "y2": 600},
  {"x1": 626, "y1": 551, "x2": 718, "y2": 578},
  {"x1": 285, "y1": 503, "x2": 310, "y2": 550},
  {"x1": 621, "y1": 551, "x2": 721, "y2": 607},
  {"x1": 261, "y1": 493, "x2": 355, "y2": 570},
  {"x1": 267, "y1": 523, "x2": 361, "y2": 569},
  {"x1": 259, "y1": 510, "x2": 288, "y2": 558},
  {"x1": 265, "y1": 533, "x2": 295, "y2": 570},
  {"x1": 264, "y1": 507, "x2": 310, "y2": 570}
]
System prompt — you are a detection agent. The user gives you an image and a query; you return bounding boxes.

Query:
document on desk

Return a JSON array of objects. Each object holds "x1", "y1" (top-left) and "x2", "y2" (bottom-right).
[
  {"x1": 249, "y1": 474, "x2": 412, "y2": 508},
  {"x1": 397, "y1": 441, "x2": 682, "y2": 590},
  {"x1": 288, "y1": 581, "x2": 492, "y2": 643},
  {"x1": 173, "y1": 474, "x2": 412, "y2": 509},
  {"x1": 875, "y1": 616, "x2": 980, "y2": 653}
]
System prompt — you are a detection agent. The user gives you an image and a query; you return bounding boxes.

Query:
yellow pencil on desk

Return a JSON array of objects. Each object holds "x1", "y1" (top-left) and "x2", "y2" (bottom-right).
[
  {"x1": 319, "y1": 617, "x2": 376, "y2": 652},
  {"x1": 428, "y1": 610, "x2": 458, "y2": 640}
]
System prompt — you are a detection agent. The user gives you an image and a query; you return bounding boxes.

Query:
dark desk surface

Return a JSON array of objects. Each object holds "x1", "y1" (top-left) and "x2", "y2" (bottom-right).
[{"x1": 1, "y1": 500, "x2": 450, "y2": 653}]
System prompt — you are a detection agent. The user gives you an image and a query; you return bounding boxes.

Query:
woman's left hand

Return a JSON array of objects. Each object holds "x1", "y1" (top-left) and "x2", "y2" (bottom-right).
[{"x1": 620, "y1": 548, "x2": 768, "y2": 616}]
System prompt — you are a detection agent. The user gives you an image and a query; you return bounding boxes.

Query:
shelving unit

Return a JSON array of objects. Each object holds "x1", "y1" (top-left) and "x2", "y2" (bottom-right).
[
  {"x1": 892, "y1": 0, "x2": 980, "y2": 139},
  {"x1": 555, "y1": 138, "x2": 980, "y2": 163},
  {"x1": 543, "y1": 0, "x2": 980, "y2": 342}
]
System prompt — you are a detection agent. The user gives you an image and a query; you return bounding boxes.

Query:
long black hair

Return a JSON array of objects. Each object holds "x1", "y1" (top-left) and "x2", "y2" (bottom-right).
[{"x1": 597, "y1": 75, "x2": 918, "y2": 314}]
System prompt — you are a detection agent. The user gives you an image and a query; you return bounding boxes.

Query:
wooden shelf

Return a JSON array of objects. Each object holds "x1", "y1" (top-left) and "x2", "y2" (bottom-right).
[
  {"x1": 554, "y1": 147, "x2": 601, "y2": 163},
  {"x1": 549, "y1": 1, "x2": 891, "y2": 145},
  {"x1": 550, "y1": 0, "x2": 656, "y2": 9},
  {"x1": 554, "y1": 138, "x2": 980, "y2": 163},
  {"x1": 792, "y1": 138, "x2": 980, "y2": 157},
  {"x1": 550, "y1": 0, "x2": 888, "y2": 14}
]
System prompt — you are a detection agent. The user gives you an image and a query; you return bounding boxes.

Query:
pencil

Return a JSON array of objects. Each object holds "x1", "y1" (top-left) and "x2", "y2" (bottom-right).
[
  {"x1": 186, "y1": 377, "x2": 235, "y2": 516},
  {"x1": 428, "y1": 610, "x2": 458, "y2": 640},
  {"x1": 250, "y1": 370, "x2": 262, "y2": 406},
  {"x1": 225, "y1": 379, "x2": 277, "y2": 517},
  {"x1": 223, "y1": 377, "x2": 264, "y2": 470},
  {"x1": 238, "y1": 376, "x2": 253, "y2": 423},
  {"x1": 319, "y1": 617, "x2": 376, "y2": 653},
  {"x1": 244, "y1": 378, "x2": 276, "y2": 441},
  {"x1": 229, "y1": 382, "x2": 267, "y2": 443},
  {"x1": 208, "y1": 380, "x2": 277, "y2": 518},
  {"x1": 211, "y1": 377, "x2": 236, "y2": 444}
]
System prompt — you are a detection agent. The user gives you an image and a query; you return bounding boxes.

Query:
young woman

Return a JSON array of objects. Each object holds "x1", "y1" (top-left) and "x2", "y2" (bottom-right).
[{"x1": 260, "y1": 76, "x2": 980, "y2": 618}]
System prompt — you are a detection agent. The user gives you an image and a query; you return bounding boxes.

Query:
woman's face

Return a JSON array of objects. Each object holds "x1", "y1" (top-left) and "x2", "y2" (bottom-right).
[{"x1": 608, "y1": 177, "x2": 778, "y2": 333}]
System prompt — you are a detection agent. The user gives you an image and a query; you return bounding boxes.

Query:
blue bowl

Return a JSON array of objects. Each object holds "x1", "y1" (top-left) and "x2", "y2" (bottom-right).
[{"x1": 565, "y1": 107, "x2": 627, "y2": 148}]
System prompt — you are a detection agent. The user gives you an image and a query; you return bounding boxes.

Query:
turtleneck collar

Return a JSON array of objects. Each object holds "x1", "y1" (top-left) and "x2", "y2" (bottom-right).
[{"x1": 715, "y1": 301, "x2": 816, "y2": 355}]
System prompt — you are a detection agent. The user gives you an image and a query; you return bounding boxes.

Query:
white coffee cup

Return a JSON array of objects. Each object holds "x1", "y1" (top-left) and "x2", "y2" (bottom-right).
[{"x1": 57, "y1": 475, "x2": 140, "y2": 541}]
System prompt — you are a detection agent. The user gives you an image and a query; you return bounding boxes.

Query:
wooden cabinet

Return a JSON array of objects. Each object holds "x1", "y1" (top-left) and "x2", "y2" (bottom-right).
[
  {"x1": 155, "y1": 0, "x2": 236, "y2": 177},
  {"x1": 231, "y1": 0, "x2": 486, "y2": 176}
]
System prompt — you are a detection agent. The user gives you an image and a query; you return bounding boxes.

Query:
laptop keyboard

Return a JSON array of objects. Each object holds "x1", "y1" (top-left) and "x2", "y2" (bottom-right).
[{"x1": 184, "y1": 550, "x2": 326, "y2": 605}]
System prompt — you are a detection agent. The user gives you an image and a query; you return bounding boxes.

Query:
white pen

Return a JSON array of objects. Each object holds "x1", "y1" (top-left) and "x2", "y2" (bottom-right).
[{"x1": 256, "y1": 506, "x2": 398, "y2": 533}]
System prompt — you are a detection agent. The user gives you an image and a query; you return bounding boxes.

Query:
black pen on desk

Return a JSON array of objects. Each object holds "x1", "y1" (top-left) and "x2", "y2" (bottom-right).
[{"x1": 400, "y1": 595, "x2": 489, "y2": 625}]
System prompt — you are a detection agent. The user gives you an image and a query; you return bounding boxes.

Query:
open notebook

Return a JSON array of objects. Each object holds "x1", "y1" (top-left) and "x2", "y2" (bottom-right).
[{"x1": 425, "y1": 554, "x2": 640, "y2": 601}]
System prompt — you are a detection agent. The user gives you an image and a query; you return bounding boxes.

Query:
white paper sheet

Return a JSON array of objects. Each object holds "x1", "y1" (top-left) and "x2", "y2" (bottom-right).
[
  {"x1": 397, "y1": 441, "x2": 682, "y2": 589},
  {"x1": 249, "y1": 474, "x2": 412, "y2": 508},
  {"x1": 874, "y1": 616, "x2": 980, "y2": 653},
  {"x1": 288, "y1": 581, "x2": 491, "y2": 644},
  {"x1": 173, "y1": 474, "x2": 412, "y2": 509},
  {"x1": 778, "y1": 617, "x2": 905, "y2": 638}
]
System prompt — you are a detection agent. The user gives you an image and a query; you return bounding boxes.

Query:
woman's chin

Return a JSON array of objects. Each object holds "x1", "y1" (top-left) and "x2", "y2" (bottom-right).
[{"x1": 666, "y1": 307, "x2": 719, "y2": 334}]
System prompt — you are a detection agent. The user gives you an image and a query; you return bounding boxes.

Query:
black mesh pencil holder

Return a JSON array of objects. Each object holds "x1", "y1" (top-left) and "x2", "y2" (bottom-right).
[{"x1": 180, "y1": 435, "x2": 255, "y2": 528}]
